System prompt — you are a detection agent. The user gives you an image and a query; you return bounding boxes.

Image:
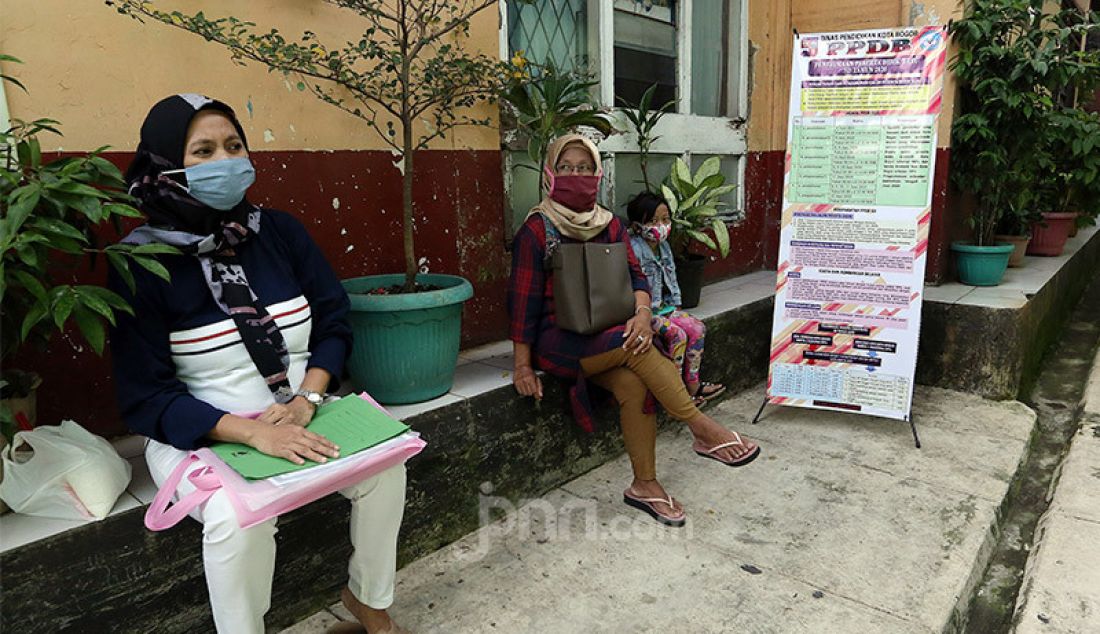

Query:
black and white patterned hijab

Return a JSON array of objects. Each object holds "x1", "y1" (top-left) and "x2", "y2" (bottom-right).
[{"x1": 123, "y1": 94, "x2": 294, "y2": 404}]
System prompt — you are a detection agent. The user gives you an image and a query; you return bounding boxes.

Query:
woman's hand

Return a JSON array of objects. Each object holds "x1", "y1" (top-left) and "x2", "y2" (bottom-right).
[
  {"x1": 622, "y1": 313, "x2": 654, "y2": 355},
  {"x1": 249, "y1": 423, "x2": 340, "y2": 465},
  {"x1": 513, "y1": 365, "x2": 544, "y2": 400},
  {"x1": 257, "y1": 398, "x2": 316, "y2": 427}
]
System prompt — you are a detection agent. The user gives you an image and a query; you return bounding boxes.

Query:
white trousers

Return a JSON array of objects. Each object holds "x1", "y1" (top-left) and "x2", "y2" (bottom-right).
[{"x1": 145, "y1": 439, "x2": 407, "y2": 634}]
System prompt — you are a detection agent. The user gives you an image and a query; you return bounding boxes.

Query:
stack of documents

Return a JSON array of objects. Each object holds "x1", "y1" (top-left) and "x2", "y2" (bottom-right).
[{"x1": 211, "y1": 396, "x2": 410, "y2": 480}]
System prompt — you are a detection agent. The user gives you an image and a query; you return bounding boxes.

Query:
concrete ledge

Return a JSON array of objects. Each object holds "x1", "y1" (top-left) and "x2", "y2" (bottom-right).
[
  {"x1": 0, "y1": 274, "x2": 777, "y2": 632},
  {"x1": 917, "y1": 227, "x2": 1100, "y2": 399}
]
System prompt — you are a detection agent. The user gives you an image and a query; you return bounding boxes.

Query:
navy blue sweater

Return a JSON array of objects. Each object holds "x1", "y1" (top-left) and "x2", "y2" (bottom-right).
[{"x1": 109, "y1": 210, "x2": 352, "y2": 450}]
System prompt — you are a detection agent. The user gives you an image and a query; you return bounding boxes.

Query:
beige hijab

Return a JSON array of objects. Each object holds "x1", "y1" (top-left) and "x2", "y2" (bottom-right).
[{"x1": 528, "y1": 134, "x2": 613, "y2": 241}]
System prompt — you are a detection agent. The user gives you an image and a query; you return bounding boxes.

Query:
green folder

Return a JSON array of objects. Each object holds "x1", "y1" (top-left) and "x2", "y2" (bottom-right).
[{"x1": 211, "y1": 395, "x2": 410, "y2": 480}]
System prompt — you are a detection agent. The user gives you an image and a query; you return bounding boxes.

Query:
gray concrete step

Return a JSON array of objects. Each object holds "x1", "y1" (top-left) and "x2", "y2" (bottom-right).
[{"x1": 286, "y1": 383, "x2": 1037, "y2": 633}]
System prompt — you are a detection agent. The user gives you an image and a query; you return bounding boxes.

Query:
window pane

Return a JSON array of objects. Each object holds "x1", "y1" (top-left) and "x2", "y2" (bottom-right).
[
  {"x1": 689, "y1": 154, "x2": 742, "y2": 220},
  {"x1": 507, "y1": 0, "x2": 588, "y2": 73},
  {"x1": 613, "y1": 1, "x2": 678, "y2": 108},
  {"x1": 613, "y1": 152, "x2": 677, "y2": 214},
  {"x1": 691, "y1": 0, "x2": 732, "y2": 116}
]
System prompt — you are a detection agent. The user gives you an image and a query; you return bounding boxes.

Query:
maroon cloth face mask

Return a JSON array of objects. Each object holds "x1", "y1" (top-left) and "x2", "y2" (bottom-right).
[{"x1": 549, "y1": 174, "x2": 601, "y2": 211}]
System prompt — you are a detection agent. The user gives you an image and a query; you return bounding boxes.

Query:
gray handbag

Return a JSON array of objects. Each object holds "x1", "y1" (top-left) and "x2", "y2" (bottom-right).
[{"x1": 542, "y1": 216, "x2": 636, "y2": 335}]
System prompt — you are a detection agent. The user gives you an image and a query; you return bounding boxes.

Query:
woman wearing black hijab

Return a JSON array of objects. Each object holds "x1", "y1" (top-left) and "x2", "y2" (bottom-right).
[{"x1": 110, "y1": 94, "x2": 409, "y2": 634}]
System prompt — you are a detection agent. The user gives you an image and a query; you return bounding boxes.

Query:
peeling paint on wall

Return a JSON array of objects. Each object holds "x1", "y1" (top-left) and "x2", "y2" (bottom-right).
[{"x1": 909, "y1": 2, "x2": 942, "y2": 26}]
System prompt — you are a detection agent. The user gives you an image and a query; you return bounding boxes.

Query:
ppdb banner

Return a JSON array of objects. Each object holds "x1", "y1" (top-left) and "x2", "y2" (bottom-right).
[{"x1": 767, "y1": 26, "x2": 947, "y2": 421}]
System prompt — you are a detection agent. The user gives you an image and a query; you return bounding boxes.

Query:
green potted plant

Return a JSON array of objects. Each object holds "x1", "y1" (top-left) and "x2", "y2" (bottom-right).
[
  {"x1": 661, "y1": 157, "x2": 734, "y2": 308},
  {"x1": 951, "y1": 1, "x2": 1100, "y2": 275},
  {"x1": 948, "y1": 0, "x2": 1062, "y2": 285},
  {"x1": 111, "y1": 0, "x2": 512, "y2": 403},
  {"x1": 1, "y1": 56, "x2": 174, "y2": 507},
  {"x1": 618, "y1": 83, "x2": 675, "y2": 192},
  {"x1": 1031, "y1": 107, "x2": 1100, "y2": 253},
  {"x1": 500, "y1": 60, "x2": 615, "y2": 193}
]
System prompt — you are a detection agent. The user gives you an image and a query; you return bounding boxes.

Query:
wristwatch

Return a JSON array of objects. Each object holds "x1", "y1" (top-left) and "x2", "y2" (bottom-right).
[{"x1": 294, "y1": 389, "x2": 325, "y2": 409}]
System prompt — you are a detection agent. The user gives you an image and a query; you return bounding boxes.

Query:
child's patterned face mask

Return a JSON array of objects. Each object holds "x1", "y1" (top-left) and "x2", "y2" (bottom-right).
[{"x1": 643, "y1": 223, "x2": 671, "y2": 244}]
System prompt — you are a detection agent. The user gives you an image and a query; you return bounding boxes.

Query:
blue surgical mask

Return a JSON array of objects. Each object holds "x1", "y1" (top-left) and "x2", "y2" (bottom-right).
[{"x1": 164, "y1": 157, "x2": 256, "y2": 210}]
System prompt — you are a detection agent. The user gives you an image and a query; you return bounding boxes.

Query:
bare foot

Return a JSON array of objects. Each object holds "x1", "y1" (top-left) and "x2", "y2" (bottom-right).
[
  {"x1": 627, "y1": 478, "x2": 684, "y2": 519},
  {"x1": 337, "y1": 586, "x2": 410, "y2": 634},
  {"x1": 686, "y1": 415, "x2": 759, "y2": 463}
]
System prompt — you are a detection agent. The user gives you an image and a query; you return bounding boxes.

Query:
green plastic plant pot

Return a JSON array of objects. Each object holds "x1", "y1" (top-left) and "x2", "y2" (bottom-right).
[
  {"x1": 951, "y1": 242, "x2": 1015, "y2": 287},
  {"x1": 341, "y1": 274, "x2": 474, "y2": 404}
]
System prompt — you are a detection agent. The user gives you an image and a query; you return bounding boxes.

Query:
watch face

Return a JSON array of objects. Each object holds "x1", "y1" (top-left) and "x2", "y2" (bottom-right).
[{"x1": 307, "y1": 393, "x2": 323, "y2": 405}]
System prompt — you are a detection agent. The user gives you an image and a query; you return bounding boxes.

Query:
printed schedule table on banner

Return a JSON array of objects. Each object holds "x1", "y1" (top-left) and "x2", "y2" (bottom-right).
[{"x1": 766, "y1": 26, "x2": 946, "y2": 426}]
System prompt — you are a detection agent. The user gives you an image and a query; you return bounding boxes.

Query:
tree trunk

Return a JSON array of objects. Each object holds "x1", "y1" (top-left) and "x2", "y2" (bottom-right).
[{"x1": 402, "y1": 146, "x2": 417, "y2": 292}]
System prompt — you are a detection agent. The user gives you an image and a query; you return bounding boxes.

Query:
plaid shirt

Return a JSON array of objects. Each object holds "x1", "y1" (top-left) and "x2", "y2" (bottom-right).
[{"x1": 508, "y1": 214, "x2": 652, "y2": 432}]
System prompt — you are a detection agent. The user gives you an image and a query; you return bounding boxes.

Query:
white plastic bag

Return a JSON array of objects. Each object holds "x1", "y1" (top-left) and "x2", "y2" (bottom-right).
[{"x1": 0, "y1": 420, "x2": 132, "y2": 521}]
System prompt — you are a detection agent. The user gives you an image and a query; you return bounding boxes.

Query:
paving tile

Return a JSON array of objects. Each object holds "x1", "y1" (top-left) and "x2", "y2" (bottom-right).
[
  {"x1": 959, "y1": 288, "x2": 1028, "y2": 310},
  {"x1": 448, "y1": 362, "x2": 513, "y2": 398},
  {"x1": 385, "y1": 393, "x2": 463, "y2": 422},
  {"x1": 0, "y1": 512, "x2": 86, "y2": 552},
  {"x1": 458, "y1": 340, "x2": 513, "y2": 363},
  {"x1": 923, "y1": 283, "x2": 973, "y2": 304},
  {"x1": 128, "y1": 455, "x2": 158, "y2": 505},
  {"x1": 110, "y1": 434, "x2": 146, "y2": 460}
]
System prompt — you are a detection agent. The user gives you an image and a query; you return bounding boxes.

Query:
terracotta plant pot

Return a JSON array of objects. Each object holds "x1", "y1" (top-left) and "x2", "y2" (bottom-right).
[
  {"x1": 1068, "y1": 212, "x2": 1080, "y2": 237},
  {"x1": 994, "y1": 234, "x2": 1030, "y2": 267},
  {"x1": 1026, "y1": 212, "x2": 1077, "y2": 256}
]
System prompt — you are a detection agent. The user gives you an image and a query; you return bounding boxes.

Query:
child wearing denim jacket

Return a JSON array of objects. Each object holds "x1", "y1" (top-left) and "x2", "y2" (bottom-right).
[{"x1": 626, "y1": 191, "x2": 726, "y2": 405}]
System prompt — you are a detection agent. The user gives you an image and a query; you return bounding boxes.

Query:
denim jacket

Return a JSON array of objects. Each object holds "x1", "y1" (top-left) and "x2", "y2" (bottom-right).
[{"x1": 629, "y1": 234, "x2": 682, "y2": 309}]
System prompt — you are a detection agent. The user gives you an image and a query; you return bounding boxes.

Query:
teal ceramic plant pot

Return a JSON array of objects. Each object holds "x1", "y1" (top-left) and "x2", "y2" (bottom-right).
[
  {"x1": 341, "y1": 274, "x2": 474, "y2": 404},
  {"x1": 950, "y1": 242, "x2": 1015, "y2": 286}
]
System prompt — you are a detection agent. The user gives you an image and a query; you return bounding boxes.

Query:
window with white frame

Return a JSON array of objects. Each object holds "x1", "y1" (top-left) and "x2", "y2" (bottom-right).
[{"x1": 501, "y1": 0, "x2": 748, "y2": 235}]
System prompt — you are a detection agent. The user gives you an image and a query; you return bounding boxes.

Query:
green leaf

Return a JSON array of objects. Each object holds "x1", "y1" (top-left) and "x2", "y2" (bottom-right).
[
  {"x1": 3, "y1": 188, "x2": 40, "y2": 239},
  {"x1": 20, "y1": 302, "x2": 48, "y2": 342},
  {"x1": 51, "y1": 288, "x2": 77, "y2": 329},
  {"x1": 28, "y1": 217, "x2": 89, "y2": 243},
  {"x1": 673, "y1": 159, "x2": 692, "y2": 192},
  {"x1": 693, "y1": 157, "x2": 721, "y2": 186},
  {"x1": 103, "y1": 203, "x2": 144, "y2": 218},
  {"x1": 133, "y1": 255, "x2": 172, "y2": 282},
  {"x1": 661, "y1": 185, "x2": 679, "y2": 215},
  {"x1": 710, "y1": 218, "x2": 731, "y2": 258},
  {"x1": 82, "y1": 285, "x2": 134, "y2": 315},
  {"x1": 130, "y1": 243, "x2": 181, "y2": 255},
  {"x1": 15, "y1": 243, "x2": 39, "y2": 268},
  {"x1": 11, "y1": 270, "x2": 47, "y2": 303},
  {"x1": 685, "y1": 229, "x2": 717, "y2": 251},
  {"x1": 71, "y1": 305, "x2": 106, "y2": 355},
  {"x1": 74, "y1": 286, "x2": 116, "y2": 325},
  {"x1": 107, "y1": 251, "x2": 136, "y2": 294}
]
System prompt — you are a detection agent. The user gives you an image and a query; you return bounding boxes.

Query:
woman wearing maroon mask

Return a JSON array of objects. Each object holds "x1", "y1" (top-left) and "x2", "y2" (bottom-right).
[{"x1": 508, "y1": 135, "x2": 761, "y2": 527}]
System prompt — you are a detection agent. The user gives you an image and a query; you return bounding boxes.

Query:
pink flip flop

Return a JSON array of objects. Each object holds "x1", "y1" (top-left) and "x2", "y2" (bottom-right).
[
  {"x1": 623, "y1": 489, "x2": 687, "y2": 527},
  {"x1": 693, "y1": 431, "x2": 761, "y2": 467}
]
